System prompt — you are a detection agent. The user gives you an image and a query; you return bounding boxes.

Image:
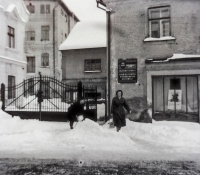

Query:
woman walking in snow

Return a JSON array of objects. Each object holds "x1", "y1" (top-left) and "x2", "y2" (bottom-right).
[{"x1": 111, "y1": 90, "x2": 131, "y2": 132}]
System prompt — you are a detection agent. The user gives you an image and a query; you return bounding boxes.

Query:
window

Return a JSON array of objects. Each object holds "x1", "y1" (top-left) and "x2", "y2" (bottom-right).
[
  {"x1": 28, "y1": 78, "x2": 34, "y2": 95},
  {"x1": 26, "y1": 3, "x2": 35, "y2": 13},
  {"x1": 8, "y1": 76, "x2": 15, "y2": 99},
  {"x1": 41, "y1": 26, "x2": 49, "y2": 41},
  {"x1": 40, "y1": 4, "x2": 50, "y2": 14},
  {"x1": 148, "y1": 6, "x2": 170, "y2": 38},
  {"x1": 84, "y1": 59, "x2": 101, "y2": 72},
  {"x1": 26, "y1": 31, "x2": 35, "y2": 41},
  {"x1": 27, "y1": 57, "x2": 35, "y2": 73},
  {"x1": 41, "y1": 53, "x2": 49, "y2": 67},
  {"x1": 40, "y1": 4, "x2": 45, "y2": 13},
  {"x1": 46, "y1": 4, "x2": 50, "y2": 13},
  {"x1": 8, "y1": 26, "x2": 15, "y2": 48}
]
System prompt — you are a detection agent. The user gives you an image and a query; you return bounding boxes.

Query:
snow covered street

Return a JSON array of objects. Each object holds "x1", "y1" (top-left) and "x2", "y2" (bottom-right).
[{"x1": 0, "y1": 102, "x2": 200, "y2": 164}]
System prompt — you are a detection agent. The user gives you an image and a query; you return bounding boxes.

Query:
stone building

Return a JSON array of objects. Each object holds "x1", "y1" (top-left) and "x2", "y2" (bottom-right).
[
  {"x1": 0, "y1": 0, "x2": 29, "y2": 94},
  {"x1": 101, "y1": 0, "x2": 200, "y2": 123},
  {"x1": 23, "y1": 0, "x2": 79, "y2": 80},
  {"x1": 59, "y1": 21, "x2": 107, "y2": 99}
]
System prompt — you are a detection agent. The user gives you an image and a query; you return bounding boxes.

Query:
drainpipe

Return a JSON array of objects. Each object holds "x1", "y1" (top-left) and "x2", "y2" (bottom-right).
[
  {"x1": 53, "y1": 1, "x2": 60, "y2": 77},
  {"x1": 107, "y1": 10, "x2": 111, "y2": 120},
  {"x1": 96, "y1": 0, "x2": 113, "y2": 120}
]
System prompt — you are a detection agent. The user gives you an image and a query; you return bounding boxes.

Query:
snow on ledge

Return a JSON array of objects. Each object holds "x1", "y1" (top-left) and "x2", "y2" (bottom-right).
[
  {"x1": 144, "y1": 36, "x2": 176, "y2": 42},
  {"x1": 147, "y1": 53, "x2": 200, "y2": 63}
]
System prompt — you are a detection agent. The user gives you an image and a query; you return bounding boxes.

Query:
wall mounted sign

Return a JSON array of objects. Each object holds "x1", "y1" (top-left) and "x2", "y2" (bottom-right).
[{"x1": 118, "y1": 58, "x2": 137, "y2": 83}]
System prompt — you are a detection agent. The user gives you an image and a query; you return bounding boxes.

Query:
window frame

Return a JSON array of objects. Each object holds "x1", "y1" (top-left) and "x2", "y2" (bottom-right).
[
  {"x1": 41, "y1": 53, "x2": 49, "y2": 67},
  {"x1": 41, "y1": 26, "x2": 49, "y2": 41},
  {"x1": 40, "y1": 4, "x2": 45, "y2": 14},
  {"x1": 27, "y1": 57, "x2": 35, "y2": 73},
  {"x1": 84, "y1": 59, "x2": 101, "y2": 72},
  {"x1": 148, "y1": 5, "x2": 171, "y2": 38},
  {"x1": 8, "y1": 26, "x2": 15, "y2": 48},
  {"x1": 26, "y1": 31, "x2": 35, "y2": 41}
]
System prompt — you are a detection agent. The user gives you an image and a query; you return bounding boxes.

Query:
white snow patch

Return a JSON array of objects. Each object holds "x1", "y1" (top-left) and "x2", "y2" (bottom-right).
[
  {"x1": 144, "y1": 36, "x2": 176, "y2": 42},
  {"x1": 59, "y1": 21, "x2": 106, "y2": 50},
  {"x1": 150, "y1": 53, "x2": 200, "y2": 63},
  {"x1": 0, "y1": 101, "x2": 200, "y2": 162}
]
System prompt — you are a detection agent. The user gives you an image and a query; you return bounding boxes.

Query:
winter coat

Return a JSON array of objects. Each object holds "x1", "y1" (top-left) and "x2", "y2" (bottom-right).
[
  {"x1": 111, "y1": 96, "x2": 130, "y2": 128},
  {"x1": 67, "y1": 102, "x2": 84, "y2": 122}
]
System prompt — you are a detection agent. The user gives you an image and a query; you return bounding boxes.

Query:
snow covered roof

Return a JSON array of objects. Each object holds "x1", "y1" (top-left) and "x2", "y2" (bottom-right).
[
  {"x1": 59, "y1": 21, "x2": 106, "y2": 50},
  {"x1": 4, "y1": 4, "x2": 29, "y2": 23},
  {"x1": 145, "y1": 53, "x2": 200, "y2": 63}
]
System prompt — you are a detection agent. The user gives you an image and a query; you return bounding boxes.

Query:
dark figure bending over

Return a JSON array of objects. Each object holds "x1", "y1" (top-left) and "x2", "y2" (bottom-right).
[
  {"x1": 67, "y1": 99, "x2": 85, "y2": 129},
  {"x1": 111, "y1": 90, "x2": 131, "y2": 132}
]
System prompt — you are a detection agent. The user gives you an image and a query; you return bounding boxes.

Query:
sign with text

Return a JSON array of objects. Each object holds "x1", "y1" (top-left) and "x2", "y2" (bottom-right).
[{"x1": 118, "y1": 59, "x2": 137, "y2": 83}]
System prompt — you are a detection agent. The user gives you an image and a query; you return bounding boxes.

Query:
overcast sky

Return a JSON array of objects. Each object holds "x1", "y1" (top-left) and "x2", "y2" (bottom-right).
[{"x1": 63, "y1": 0, "x2": 106, "y2": 22}]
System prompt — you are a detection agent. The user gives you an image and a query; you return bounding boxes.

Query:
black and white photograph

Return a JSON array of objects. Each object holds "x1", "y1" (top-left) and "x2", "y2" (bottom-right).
[{"x1": 0, "y1": 0, "x2": 200, "y2": 174}]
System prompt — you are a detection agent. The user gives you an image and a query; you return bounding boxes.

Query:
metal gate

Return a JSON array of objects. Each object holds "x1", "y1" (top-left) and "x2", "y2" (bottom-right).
[{"x1": 1, "y1": 73, "x2": 106, "y2": 122}]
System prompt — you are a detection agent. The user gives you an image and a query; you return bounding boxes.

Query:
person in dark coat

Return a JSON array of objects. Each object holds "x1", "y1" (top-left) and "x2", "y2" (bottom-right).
[
  {"x1": 67, "y1": 99, "x2": 85, "y2": 129},
  {"x1": 111, "y1": 90, "x2": 131, "y2": 132}
]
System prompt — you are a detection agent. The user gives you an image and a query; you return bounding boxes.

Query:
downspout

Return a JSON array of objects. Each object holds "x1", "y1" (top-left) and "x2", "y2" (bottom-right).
[
  {"x1": 107, "y1": 10, "x2": 111, "y2": 120},
  {"x1": 96, "y1": 0, "x2": 113, "y2": 121},
  {"x1": 53, "y1": 1, "x2": 60, "y2": 77}
]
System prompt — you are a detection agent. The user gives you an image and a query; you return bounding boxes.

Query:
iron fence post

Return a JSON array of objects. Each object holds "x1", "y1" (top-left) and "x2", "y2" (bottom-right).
[
  {"x1": 39, "y1": 72, "x2": 42, "y2": 121},
  {"x1": 1, "y1": 83, "x2": 5, "y2": 111},
  {"x1": 77, "y1": 81, "x2": 82, "y2": 102}
]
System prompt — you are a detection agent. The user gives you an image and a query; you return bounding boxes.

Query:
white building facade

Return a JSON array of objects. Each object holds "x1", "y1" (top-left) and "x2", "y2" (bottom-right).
[
  {"x1": 24, "y1": 0, "x2": 79, "y2": 80},
  {"x1": 0, "y1": 0, "x2": 29, "y2": 90}
]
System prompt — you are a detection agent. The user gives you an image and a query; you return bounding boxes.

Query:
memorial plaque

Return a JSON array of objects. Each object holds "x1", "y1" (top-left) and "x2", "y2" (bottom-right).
[{"x1": 118, "y1": 59, "x2": 137, "y2": 83}]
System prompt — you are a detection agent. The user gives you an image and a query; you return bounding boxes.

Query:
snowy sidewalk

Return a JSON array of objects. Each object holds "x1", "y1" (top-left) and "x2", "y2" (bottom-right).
[{"x1": 0, "y1": 104, "x2": 200, "y2": 163}]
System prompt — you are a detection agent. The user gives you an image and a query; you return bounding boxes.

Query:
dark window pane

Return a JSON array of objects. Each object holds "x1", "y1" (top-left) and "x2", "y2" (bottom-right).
[
  {"x1": 162, "y1": 20, "x2": 170, "y2": 36},
  {"x1": 46, "y1": 4, "x2": 50, "y2": 13},
  {"x1": 41, "y1": 26, "x2": 49, "y2": 40},
  {"x1": 170, "y1": 79, "x2": 181, "y2": 90},
  {"x1": 151, "y1": 21, "x2": 159, "y2": 38},
  {"x1": 84, "y1": 59, "x2": 101, "y2": 72},
  {"x1": 150, "y1": 10, "x2": 160, "y2": 19},
  {"x1": 41, "y1": 53, "x2": 49, "y2": 66},
  {"x1": 8, "y1": 76, "x2": 15, "y2": 99},
  {"x1": 40, "y1": 5, "x2": 45, "y2": 13},
  {"x1": 27, "y1": 57, "x2": 35, "y2": 73}
]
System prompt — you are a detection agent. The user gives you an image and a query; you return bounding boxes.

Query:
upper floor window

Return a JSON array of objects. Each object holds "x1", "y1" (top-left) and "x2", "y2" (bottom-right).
[
  {"x1": 8, "y1": 26, "x2": 15, "y2": 48},
  {"x1": 40, "y1": 4, "x2": 50, "y2": 14},
  {"x1": 84, "y1": 59, "x2": 101, "y2": 72},
  {"x1": 26, "y1": 3, "x2": 35, "y2": 13},
  {"x1": 27, "y1": 57, "x2": 35, "y2": 73},
  {"x1": 41, "y1": 53, "x2": 49, "y2": 67},
  {"x1": 148, "y1": 6, "x2": 170, "y2": 38},
  {"x1": 8, "y1": 76, "x2": 15, "y2": 99},
  {"x1": 41, "y1": 26, "x2": 49, "y2": 41},
  {"x1": 26, "y1": 31, "x2": 35, "y2": 41}
]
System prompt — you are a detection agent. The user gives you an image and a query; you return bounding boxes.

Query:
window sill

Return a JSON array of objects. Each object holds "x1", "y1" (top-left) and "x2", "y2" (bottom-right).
[
  {"x1": 84, "y1": 70, "x2": 101, "y2": 73},
  {"x1": 144, "y1": 36, "x2": 176, "y2": 42},
  {"x1": 27, "y1": 72, "x2": 35, "y2": 75},
  {"x1": 41, "y1": 66, "x2": 50, "y2": 68},
  {"x1": 5, "y1": 47, "x2": 19, "y2": 53}
]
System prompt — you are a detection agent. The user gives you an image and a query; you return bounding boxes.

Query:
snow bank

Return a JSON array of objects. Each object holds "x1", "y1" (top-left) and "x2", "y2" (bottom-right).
[{"x1": 0, "y1": 101, "x2": 200, "y2": 162}]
